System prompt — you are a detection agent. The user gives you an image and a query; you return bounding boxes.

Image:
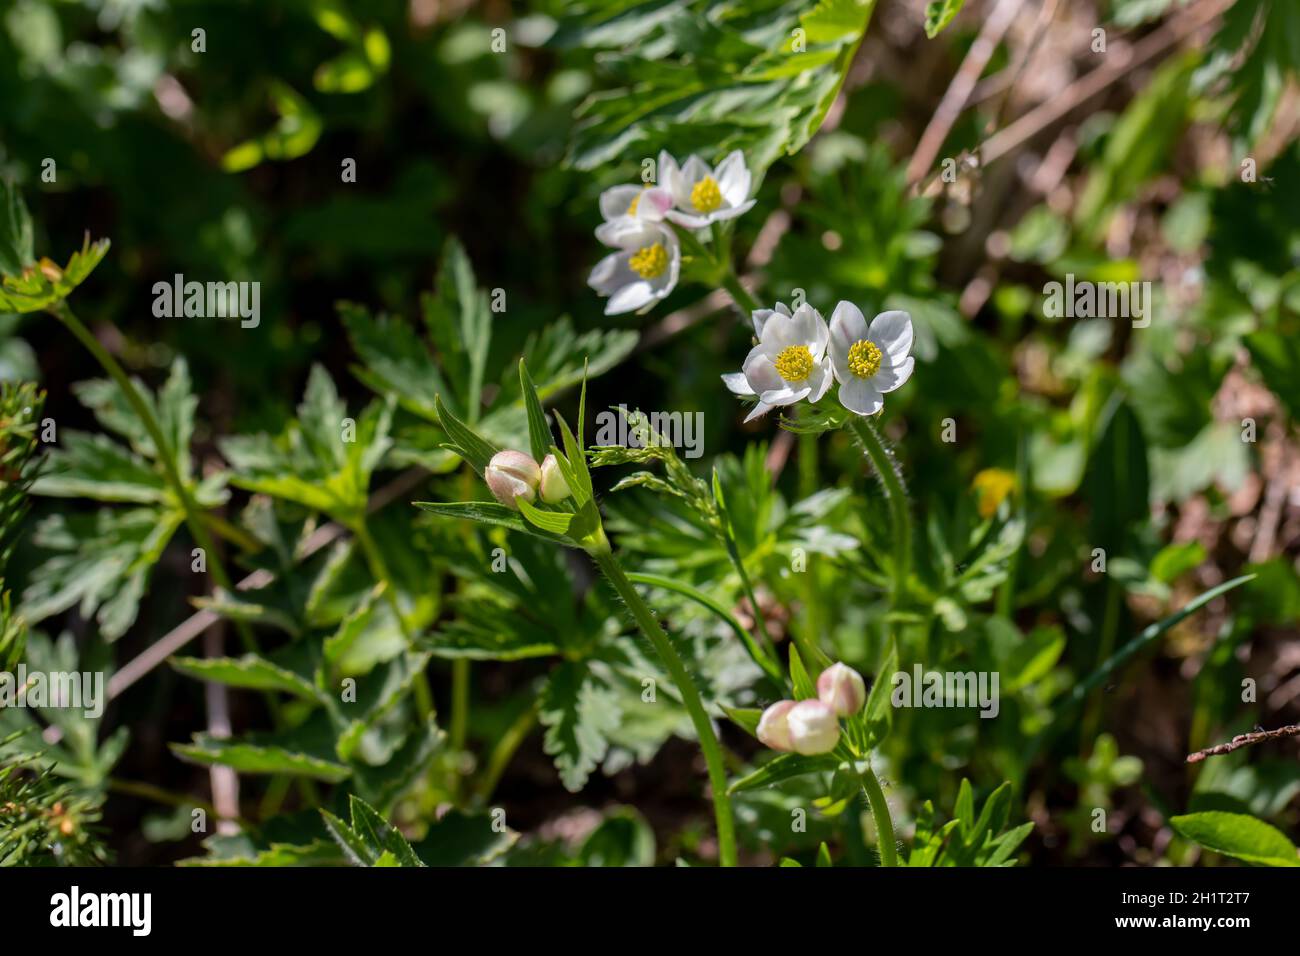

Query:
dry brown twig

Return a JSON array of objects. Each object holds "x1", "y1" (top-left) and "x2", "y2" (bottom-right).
[{"x1": 1186, "y1": 723, "x2": 1300, "y2": 764}]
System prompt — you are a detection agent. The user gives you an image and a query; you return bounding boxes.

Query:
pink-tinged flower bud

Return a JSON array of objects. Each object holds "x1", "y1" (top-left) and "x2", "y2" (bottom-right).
[
  {"x1": 485, "y1": 450, "x2": 540, "y2": 509},
  {"x1": 817, "y1": 662, "x2": 866, "y2": 716},
  {"x1": 756, "y1": 700, "x2": 797, "y2": 752},
  {"x1": 787, "y1": 699, "x2": 840, "y2": 755},
  {"x1": 539, "y1": 454, "x2": 572, "y2": 504}
]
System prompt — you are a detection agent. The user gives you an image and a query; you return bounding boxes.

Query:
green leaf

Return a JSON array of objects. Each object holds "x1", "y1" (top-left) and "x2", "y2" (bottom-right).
[
  {"x1": 539, "y1": 661, "x2": 621, "y2": 792},
  {"x1": 414, "y1": 500, "x2": 571, "y2": 546},
  {"x1": 222, "y1": 366, "x2": 391, "y2": 521},
  {"x1": 722, "y1": 706, "x2": 762, "y2": 740},
  {"x1": 517, "y1": 497, "x2": 576, "y2": 536},
  {"x1": 578, "y1": 807, "x2": 656, "y2": 867},
  {"x1": 923, "y1": 0, "x2": 966, "y2": 38},
  {"x1": 519, "y1": 359, "x2": 552, "y2": 463},
  {"x1": 409, "y1": 808, "x2": 518, "y2": 866},
  {"x1": 1085, "y1": 395, "x2": 1150, "y2": 552},
  {"x1": 170, "y1": 652, "x2": 325, "y2": 703},
  {"x1": 862, "y1": 638, "x2": 897, "y2": 750},
  {"x1": 1170, "y1": 811, "x2": 1299, "y2": 867},
  {"x1": 1062, "y1": 574, "x2": 1256, "y2": 711},
  {"x1": 728, "y1": 752, "x2": 841, "y2": 794},
  {"x1": 789, "y1": 644, "x2": 817, "y2": 700},
  {"x1": 434, "y1": 394, "x2": 499, "y2": 476},
  {"x1": 322, "y1": 795, "x2": 425, "y2": 867},
  {"x1": 21, "y1": 507, "x2": 183, "y2": 641},
  {"x1": 0, "y1": 176, "x2": 34, "y2": 278},
  {"x1": 171, "y1": 715, "x2": 351, "y2": 782}
]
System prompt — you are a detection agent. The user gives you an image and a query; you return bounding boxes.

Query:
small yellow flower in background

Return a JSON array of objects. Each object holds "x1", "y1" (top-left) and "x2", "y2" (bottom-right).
[{"x1": 973, "y1": 467, "x2": 1016, "y2": 518}]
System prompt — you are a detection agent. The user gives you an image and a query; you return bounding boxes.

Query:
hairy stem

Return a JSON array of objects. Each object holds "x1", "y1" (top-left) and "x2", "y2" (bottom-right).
[
  {"x1": 860, "y1": 763, "x2": 898, "y2": 867},
  {"x1": 591, "y1": 543, "x2": 738, "y2": 867},
  {"x1": 847, "y1": 416, "x2": 912, "y2": 607}
]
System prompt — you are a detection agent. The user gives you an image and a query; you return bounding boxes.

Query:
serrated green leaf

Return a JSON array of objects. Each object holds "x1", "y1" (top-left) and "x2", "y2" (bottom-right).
[{"x1": 540, "y1": 661, "x2": 621, "y2": 792}]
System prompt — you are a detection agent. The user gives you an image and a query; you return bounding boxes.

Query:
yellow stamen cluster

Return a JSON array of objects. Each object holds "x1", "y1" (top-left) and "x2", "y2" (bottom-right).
[
  {"x1": 775, "y1": 345, "x2": 814, "y2": 382},
  {"x1": 691, "y1": 176, "x2": 723, "y2": 213},
  {"x1": 847, "y1": 339, "x2": 882, "y2": 379},
  {"x1": 627, "y1": 192, "x2": 641, "y2": 216},
  {"x1": 629, "y1": 242, "x2": 669, "y2": 279}
]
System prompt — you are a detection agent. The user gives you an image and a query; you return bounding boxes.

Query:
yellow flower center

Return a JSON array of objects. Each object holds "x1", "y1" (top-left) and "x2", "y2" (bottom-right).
[
  {"x1": 774, "y1": 345, "x2": 814, "y2": 382},
  {"x1": 691, "y1": 176, "x2": 723, "y2": 213},
  {"x1": 847, "y1": 339, "x2": 882, "y2": 379},
  {"x1": 628, "y1": 242, "x2": 668, "y2": 279},
  {"x1": 973, "y1": 468, "x2": 1016, "y2": 518},
  {"x1": 627, "y1": 192, "x2": 641, "y2": 216}
]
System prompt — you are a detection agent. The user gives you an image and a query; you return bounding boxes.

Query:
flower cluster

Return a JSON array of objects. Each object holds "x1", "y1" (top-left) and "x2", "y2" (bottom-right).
[
  {"x1": 724, "y1": 302, "x2": 914, "y2": 420},
  {"x1": 588, "y1": 150, "x2": 755, "y2": 316},
  {"x1": 484, "y1": 449, "x2": 571, "y2": 509},
  {"x1": 757, "y1": 662, "x2": 866, "y2": 755}
]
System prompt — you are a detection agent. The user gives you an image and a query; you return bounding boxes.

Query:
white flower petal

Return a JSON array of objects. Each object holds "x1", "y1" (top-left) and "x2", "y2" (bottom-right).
[
  {"x1": 838, "y1": 377, "x2": 883, "y2": 416},
  {"x1": 789, "y1": 303, "x2": 829, "y2": 355},
  {"x1": 759, "y1": 385, "x2": 811, "y2": 406},
  {"x1": 868, "y1": 310, "x2": 913, "y2": 363},
  {"x1": 710, "y1": 199, "x2": 755, "y2": 222},
  {"x1": 606, "y1": 281, "x2": 656, "y2": 315},
  {"x1": 587, "y1": 252, "x2": 626, "y2": 293},
  {"x1": 599, "y1": 185, "x2": 643, "y2": 222},
  {"x1": 742, "y1": 349, "x2": 784, "y2": 394},
  {"x1": 639, "y1": 186, "x2": 673, "y2": 221},
  {"x1": 722, "y1": 372, "x2": 755, "y2": 396},
  {"x1": 663, "y1": 209, "x2": 710, "y2": 229},
  {"x1": 714, "y1": 150, "x2": 750, "y2": 206},
  {"x1": 830, "y1": 301, "x2": 869, "y2": 351},
  {"x1": 808, "y1": 361, "x2": 833, "y2": 403},
  {"x1": 657, "y1": 151, "x2": 681, "y2": 196},
  {"x1": 743, "y1": 401, "x2": 774, "y2": 423},
  {"x1": 871, "y1": 355, "x2": 914, "y2": 393}
]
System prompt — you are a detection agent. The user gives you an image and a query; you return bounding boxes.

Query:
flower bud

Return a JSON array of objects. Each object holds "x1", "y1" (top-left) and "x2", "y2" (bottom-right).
[
  {"x1": 539, "y1": 453, "x2": 572, "y2": 504},
  {"x1": 787, "y1": 699, "x2": 840, "y2": 755},
  {"x1": 817, "y1": 662, "x2": 866, "y2": 716},
  {"x1": 485, "y1": 450, "x2": 541, "y2": 509},
  {"x1": 756, "y1": 700, "x2": 797, "y2": 752}
]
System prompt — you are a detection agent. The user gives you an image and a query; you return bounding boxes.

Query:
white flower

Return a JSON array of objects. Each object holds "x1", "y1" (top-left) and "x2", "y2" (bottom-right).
[
  {"x1": 660, "y1": 149, "x2": 756, "y2": 228},
  {"x1": 721, "y1": 302, "x2": 832, "y2": 423},
  {"x1": 787, "y1": 699, "x2": 840, "y2": 755},
  {"x1": 828, "y1": 304, "x2": 915, "y2": 417},
  {"x1": 598, "y1": 184, "x2": 672, "y2": 224},
  {"x1": 588, "y1": 219, "x2": 681, "y2": 315}
]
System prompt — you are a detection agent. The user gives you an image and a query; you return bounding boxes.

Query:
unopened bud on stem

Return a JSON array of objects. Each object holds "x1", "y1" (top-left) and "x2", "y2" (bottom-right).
[
  {"x1": 485, "y1": 450, "x2": 541, "y2": 509},
  {"x1": 540, "y1": 453, "x2": 572, "y2": 503},
  {"x1": 817, "y1": 662, "x2": 866, "y2": 716}
]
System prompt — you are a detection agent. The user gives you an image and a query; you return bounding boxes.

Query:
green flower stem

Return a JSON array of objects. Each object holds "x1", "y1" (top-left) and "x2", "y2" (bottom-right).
[
  {"x1": 474, "y1": 700, "x2": 539, "y2": 803},
  {"x1": 353, "y1": 517, "x2": 435, "y2": 720},
  {"x1": 720, "y1": 271, "x2": 761, "y2": 317},
  {"x1": 51, "y1": 302, "x2": 234, "y2": 594},
  {"x1": 847, "y1": 416, "x2": 912, "y2": 607},
  {"x1": 860, "y1": 763, "x2": 898, "y2": 867},
  {"x1": 718, "y1": 522, "x2": 783, "y2": 671},
  {"x1": 590, "y1": 541, "x2": 738, "y2": 867}
]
